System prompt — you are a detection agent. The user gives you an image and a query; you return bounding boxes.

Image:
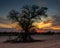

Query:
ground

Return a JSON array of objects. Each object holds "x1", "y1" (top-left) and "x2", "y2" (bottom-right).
[{"x1": 0, "y1": 34, "x2": 60, "y2": 48}]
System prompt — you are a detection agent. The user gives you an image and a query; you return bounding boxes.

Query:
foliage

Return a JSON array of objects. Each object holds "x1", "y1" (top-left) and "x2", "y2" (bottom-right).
[{"x1": 7, "y1": 5, "x2": 48, "y2": 31}]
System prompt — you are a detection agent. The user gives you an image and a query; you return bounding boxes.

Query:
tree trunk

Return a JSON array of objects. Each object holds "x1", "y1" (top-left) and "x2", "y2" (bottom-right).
[
  {"x1": 24, "y1": 29, "x2": 33, "y2": 41},
  {"x1": 17, "y1": 29, "x2": 34, "y2": 42}
]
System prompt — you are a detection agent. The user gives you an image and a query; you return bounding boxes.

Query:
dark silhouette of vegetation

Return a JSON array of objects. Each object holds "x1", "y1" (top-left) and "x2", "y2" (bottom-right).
[
  {"x1": 7, "y1": 5, "x2": 48, "y2": 42},
  {"x1": 0, "y1": 31, "x2": 60, "y2": 36}
]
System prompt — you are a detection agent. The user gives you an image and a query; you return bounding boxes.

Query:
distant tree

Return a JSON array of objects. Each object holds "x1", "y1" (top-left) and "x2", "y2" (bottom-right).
[{"x1": 7, "y1": 5, "x2": 48, "y2": 42}]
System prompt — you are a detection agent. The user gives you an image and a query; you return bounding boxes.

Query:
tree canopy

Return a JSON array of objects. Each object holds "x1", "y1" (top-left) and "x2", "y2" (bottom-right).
[{"x1": 7, "y1": 5, "x2": 48, "y2": 31}]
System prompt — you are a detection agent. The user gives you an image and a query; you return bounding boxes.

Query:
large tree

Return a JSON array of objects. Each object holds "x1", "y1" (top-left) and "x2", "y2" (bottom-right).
[{"x1": 7, "y1": 5, "x2": 48, "y2": 42}]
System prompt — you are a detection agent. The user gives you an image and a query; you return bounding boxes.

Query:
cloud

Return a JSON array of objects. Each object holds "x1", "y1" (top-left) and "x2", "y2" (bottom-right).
[
  {"x1": 53, "y1": 15, "x2": 60, "y2": 25},
  {"x1": 0, "y1": 16, "x2": 11, "y2": 24},
  {"x1": 0, "y1": 22, "x2": 22, "y2": 30},
  {"x1": 35, "y1": 0, "x2": 47, "y2": 7}
]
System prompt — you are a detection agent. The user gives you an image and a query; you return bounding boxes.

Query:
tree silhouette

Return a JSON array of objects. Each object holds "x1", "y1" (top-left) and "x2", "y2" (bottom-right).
[{"x1": 7, "y1": 5, "x2": 48, "y2": 42}]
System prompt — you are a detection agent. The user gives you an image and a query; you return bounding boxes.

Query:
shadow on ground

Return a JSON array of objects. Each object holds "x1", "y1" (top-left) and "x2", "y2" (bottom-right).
[{"x1": 3, "y1": 39, "x2": 45, "y2": 43}]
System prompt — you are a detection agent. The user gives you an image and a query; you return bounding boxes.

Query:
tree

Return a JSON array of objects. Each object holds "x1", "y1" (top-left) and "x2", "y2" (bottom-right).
[{"x1": 7, "y1": 5, "x2": 48, "y2": 42}]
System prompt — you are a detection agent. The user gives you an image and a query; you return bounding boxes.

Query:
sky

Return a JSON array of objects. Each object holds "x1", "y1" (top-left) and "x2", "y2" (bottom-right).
[
  {"x1": 0, "y1": 0, "x2": 60, "y2": 32},
  {"x1": 0, "y1": 0, "x2": 60, "y2": 16}
]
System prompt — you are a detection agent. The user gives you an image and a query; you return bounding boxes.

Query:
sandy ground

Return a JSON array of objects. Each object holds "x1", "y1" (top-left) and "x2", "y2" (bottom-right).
[{"x1": 0, "y1": 35, "x2": 60, "y2": 48}]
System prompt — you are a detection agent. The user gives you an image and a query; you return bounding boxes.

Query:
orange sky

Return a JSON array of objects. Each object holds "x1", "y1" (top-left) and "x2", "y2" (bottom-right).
[
  {"x1": 32, "y1": 17, "x2": 60, "y2": 33},
  {"x1": 0, "y1": 22, "x2": 22, "y2": 30},
  {"x1": 0, "y1": 16, "x2": 60, "y2": 33},
  {"x1": 0, "y1": 21, "x2": 60, "y2": 33}
]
